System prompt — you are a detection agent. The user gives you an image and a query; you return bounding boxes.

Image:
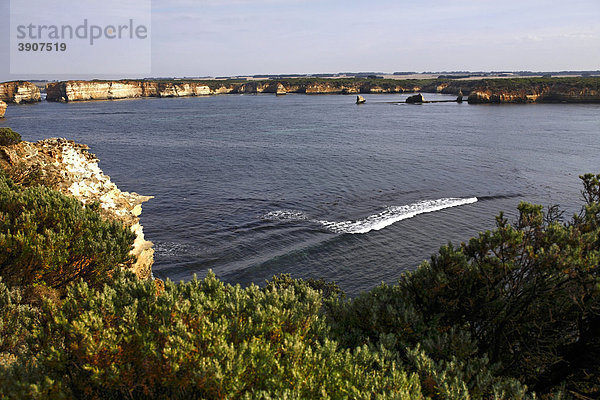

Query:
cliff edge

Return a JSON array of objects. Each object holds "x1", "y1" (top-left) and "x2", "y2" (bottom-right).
[
  {"x1": 0, "y1": 81, "x2": 41, "y2": 104},
  {"x1": 467, "y1": 78, "x2": 600, "y2": 103},
  {"x1": 0, "y1": 139, "x2": 154, "y2": 279}
]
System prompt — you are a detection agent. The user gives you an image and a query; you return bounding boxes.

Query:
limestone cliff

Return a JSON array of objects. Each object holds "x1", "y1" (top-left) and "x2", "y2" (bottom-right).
[
  {"x1": 46, "y1": 81, "x2": 144, "y2": 102},
  {"x1": 47, "y1": 80, "x2": 213, "y2": 102},
  {"x1": 467, "y1": 86, "x2": 600, "y2": 103},
  {"x1": 46, "y1": 79, "x2": 426, "y2": 101},
  {"x1": 467, "y1": 78, "x2": 600, "y2": 104},
  {"x1": 467, "y1": 89, "x2": 546, "y2": 104},
  {"x1": 0, "y1": 139, "x2": 154, "y2": 279},
  {"x1": 0, "y1": 100, "x2": 6, "y2": 118},
  {"x1": 0, "y1": 81, "x2": 41, "y2": 104},
  {"x1": 275, "y1": 83, "x2": 287, "y2": 95},
  {"x1": 44, "y1": 77, "x2": 600, "y2": 104}
]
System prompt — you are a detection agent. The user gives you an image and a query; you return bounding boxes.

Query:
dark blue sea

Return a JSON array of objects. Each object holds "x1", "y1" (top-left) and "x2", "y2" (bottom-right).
[{"x1": 2, "y1": 93, "x2": 599, "y2": 294}]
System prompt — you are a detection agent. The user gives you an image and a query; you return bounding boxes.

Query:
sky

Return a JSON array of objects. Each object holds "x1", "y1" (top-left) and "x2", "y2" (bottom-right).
[{"x1": 1, "y1": 0, "x2": 599, "y2": 80}]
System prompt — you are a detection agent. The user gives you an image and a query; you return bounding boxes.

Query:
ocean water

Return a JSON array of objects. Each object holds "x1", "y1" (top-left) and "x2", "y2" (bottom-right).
[{"x1": 2, "y1": 93, "x2": 599, "y2": 295}]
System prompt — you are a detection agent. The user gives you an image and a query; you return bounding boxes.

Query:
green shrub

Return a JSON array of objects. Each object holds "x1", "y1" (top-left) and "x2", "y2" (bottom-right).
[
  {"x1": 0, "y1": 279, "x2": 40, "y2": 367},
  {"x1": 0, "y1": 173, "x2": 135, "y2": 291},
  {"x1": 0, "y1": 128, "x2": 22, "y2": 146},
  {"x1": 0, "y1": 271, "x2": 425, "y2": 399},
  {"x1": 325, "y1": 281, "x2": 527, "y2": 398},
  {"x1": 266, "y1": 273, "x2": 343, "y2": 301}
]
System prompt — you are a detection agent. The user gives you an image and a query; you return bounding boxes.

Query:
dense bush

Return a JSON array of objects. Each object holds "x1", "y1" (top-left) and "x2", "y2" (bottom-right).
[
  {"x1": 0, "y1": 272, "x2": 425, "y2": 399},
  {"x1": 0, "y1": 128, "x2": 22, "y2": 146},
  {"x1": 1, "y1": 174, "x2": 600, "y2": 398},
  {"x1": 0, "y1": 173, "x2": 135, "y2": 291},
  {"x1": 325, "y1": 279, "x2": 527, "y2": 398},
  {"x1": 0, "y1": 278, "x2": 40, "y2": 367}
]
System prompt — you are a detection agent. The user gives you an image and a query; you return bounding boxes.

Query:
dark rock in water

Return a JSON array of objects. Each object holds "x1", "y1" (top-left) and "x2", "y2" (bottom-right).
[
  {"x1": 406, "y1": 93, "x2": 425, "y2": 103},
  {"x1": 356, "y1": 95, "x2": 366, "y2": 104},
  {"x1": 457, "y1": 89, "x2": 463, "y2": 103}
]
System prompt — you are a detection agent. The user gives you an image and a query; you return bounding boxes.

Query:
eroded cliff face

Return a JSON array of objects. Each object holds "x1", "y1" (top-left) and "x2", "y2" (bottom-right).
[
  {"x1": 0, "y1": 139, "x2": 154, "y2": 279},
  {"x1": 468, "y1": 89, "x2": 546, "y2": 104},
  {"x1": 47, "y1": 81, "x2": 214, "y2": 102},
  {"x1": 46, "y1": 79, "x2": 426, "y2": 101},
  {"x1": 44, "y1": 78, "x2": 600, "y2": 103},
  {"x1": 467, "y1": 87, "x2": 600, "y2": 103},
  {"x1": 46, "y1": 81, "x2": 143, "y2": 102},
  {"x1": 0, "y1": 81, "x2": 41, "y2": 104},
  {"x1": 288, "y1": 82, "x2": 420, "y2": 94},
  {"x1": 0, "y1": 100, "x2": 6, "y2": 118},
  {"x1": 467, "y1": 80, "x2": 600, "y2": 104}
]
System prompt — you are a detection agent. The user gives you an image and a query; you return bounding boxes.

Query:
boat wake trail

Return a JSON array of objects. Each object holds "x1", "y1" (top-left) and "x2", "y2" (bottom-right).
[{"x1": 263, "y1": 197, "x2": 478, "y2": 234}]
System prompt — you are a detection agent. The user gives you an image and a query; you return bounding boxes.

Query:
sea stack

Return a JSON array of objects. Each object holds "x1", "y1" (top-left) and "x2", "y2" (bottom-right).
[
  {"x1": 356, "y1": 95, "x2": 366, "y2": 104},
  {"x1": 457, "y1": 89, "x2": 464, "y2": 103},
  {"x1": 406, "y1": 93, "x2": 425, "y2": 103},
  {"x1": 0, "y1": 100, "x2": 6, "y2": 118}
]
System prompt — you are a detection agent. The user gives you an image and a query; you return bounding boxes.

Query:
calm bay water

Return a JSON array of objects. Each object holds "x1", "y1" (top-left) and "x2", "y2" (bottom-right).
[{"x1": 2, "y1": 93, "x2": 599, "y2": 294}]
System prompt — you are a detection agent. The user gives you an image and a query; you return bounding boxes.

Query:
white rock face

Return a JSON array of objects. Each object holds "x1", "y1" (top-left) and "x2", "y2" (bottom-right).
[
  {"x1": 63, "y1": 81, "x2": 144, "y2": 101},
  {"x1": 0, "y1": 138, "x2": 154, "y2": 279},
  {"x1": 46, "y1": 81, "x2": 213, "y2": 101},
  {"x1": 0, "y1": 81, "x2": 41, "y2": 104}
]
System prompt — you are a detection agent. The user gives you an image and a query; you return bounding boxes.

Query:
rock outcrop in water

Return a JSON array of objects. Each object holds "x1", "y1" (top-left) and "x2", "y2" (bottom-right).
[
  {"x1": 0, "y1": 139, "x2": 154, "y2": 279},
  {"x1": 0, "y1": 100, "x2": 6, "y2": 118},
  {"x1": 406, "y1": 93, "x2": 425, "y2": 103},
  {"x1": 0, "y1": 81, "x2": 41, "y2": 104}
]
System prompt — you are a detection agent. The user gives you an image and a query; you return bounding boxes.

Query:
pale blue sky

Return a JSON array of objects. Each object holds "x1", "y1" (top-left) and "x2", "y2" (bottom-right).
[{"x1": 1, "y1": 0, "x2": 599, "y2": 80}]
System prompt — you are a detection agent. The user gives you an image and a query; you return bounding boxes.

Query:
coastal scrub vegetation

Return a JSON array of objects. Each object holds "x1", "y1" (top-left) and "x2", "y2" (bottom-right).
[
  {"x1": 473, "y1": 77, "x2": 600, "y2": 91},
  {"x1": 0, "y1": 171, "x2": 135, "y2": 293},
  {"x1": 0, "y1": 128, "x2": 22, "y2": 146},
  {"x1": 1, "y1": 152, "x2": 600, "y2": 397}
]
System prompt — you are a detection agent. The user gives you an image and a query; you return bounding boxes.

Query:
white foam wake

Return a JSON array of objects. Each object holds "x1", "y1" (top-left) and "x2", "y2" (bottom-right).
[
  {"x1": 263, "y1": 197, "x2": 477, "y2": 233},
  {"x1": 317, "y1": 197, "x2": 477, "y2": 234},
  {"x1": 263, "y1": 210, "x2": 309, "y2": 221},
  {"x1": 263, "y1": 197, "x2": 477, "y2": 234}
]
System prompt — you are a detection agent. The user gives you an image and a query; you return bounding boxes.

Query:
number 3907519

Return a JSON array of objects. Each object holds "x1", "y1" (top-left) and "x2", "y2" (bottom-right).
[{"x1": 18, "y1": 43, "x2": 67, "y2": 51}]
